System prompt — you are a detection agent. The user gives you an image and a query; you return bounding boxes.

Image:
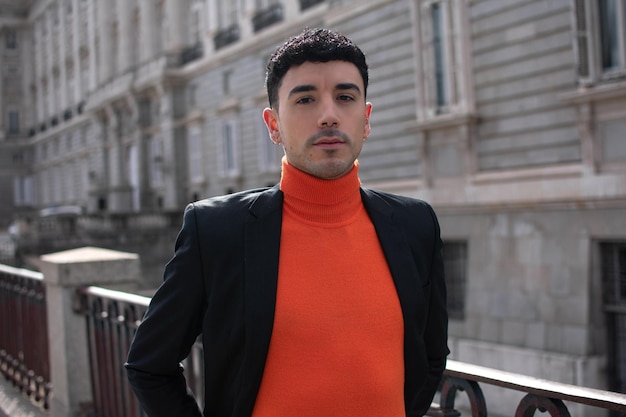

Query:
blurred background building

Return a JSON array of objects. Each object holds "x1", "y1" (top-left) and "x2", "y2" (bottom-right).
[{"x1": 0, "y1": 0, "x2": 625, "y2": 408}]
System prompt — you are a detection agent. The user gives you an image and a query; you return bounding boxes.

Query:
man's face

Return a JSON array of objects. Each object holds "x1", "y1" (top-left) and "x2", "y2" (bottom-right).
[{"x1": 263, "y1": 61, "x2": 372, "y2": 180}]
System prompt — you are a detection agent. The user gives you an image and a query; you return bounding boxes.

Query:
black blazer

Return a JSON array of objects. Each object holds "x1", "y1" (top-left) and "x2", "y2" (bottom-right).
[{"x1": 126, "y1": 185, "x2": 449, "y2": 417}]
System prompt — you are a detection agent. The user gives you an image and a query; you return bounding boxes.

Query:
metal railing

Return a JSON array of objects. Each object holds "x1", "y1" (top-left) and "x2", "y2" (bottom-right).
[
  {"x1": 251, "y1": 4, "x2": 283, "y2": 33},
  {"x1": 213, "y1": 24, "x2": 240, "y2": 50},
  {"x1": 0, "y1": 263, "x2": 51, "y2": 410},
  {"x1": 77, "y1": 286, "x2": 626, "y2": 417},
  {"x1": 75, "y1": 286, "x2": 205, "y2": 417},
  {"x1": 430, "y1": 360, "x2": 626, "y2": 417},
  {"x1": 300, "y1": 0, "x2": 325, "y2": 11},
  {"x1": 1, "y1": 267, "x2": 625, "y2": 417}
]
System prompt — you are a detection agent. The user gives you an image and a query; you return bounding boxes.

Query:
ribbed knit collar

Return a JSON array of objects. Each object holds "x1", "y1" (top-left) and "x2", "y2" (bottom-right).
[{"x1": 279, "y1": 158, "x2": 363, "y2": 225}]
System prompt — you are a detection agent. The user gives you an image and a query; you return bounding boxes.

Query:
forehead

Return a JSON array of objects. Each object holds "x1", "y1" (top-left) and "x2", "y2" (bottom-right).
[{"x1": 278, "y1": 61, "x2": 364, "y2": 96}]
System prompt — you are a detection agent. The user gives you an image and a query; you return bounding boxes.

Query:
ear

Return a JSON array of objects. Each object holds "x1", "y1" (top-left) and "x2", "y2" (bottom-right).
[
  {"x1": 363, "y1": 102, "x2": 373, "y2": 139},
  {"x1": 263, "y1": 107, "x2": 281, "y2": 144}
]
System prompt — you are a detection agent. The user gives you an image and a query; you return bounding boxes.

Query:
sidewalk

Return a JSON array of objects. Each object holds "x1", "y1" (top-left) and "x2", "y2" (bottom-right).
[{"x1": 0, "y1": 376, "x2": 47, "y2": 417}]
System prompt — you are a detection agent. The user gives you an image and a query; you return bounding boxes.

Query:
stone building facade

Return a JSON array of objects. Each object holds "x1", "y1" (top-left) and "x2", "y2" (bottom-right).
[{"x1": 0, "y1": 0, "x2": 625, "y2": 413}]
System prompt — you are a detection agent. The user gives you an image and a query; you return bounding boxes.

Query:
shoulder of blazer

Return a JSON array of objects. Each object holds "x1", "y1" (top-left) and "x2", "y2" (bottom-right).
[
  {"x1": 360, "y1": 187, "x2": 435, "y2": 220},
  {"x1": 188, "y1": 184, "x2": 283, "y2": 220}
]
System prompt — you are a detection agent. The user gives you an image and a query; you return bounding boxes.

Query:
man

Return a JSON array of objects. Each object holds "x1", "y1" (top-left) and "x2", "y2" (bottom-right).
[{"x1": 126, "y1": 28, "x2": 448, "y2": 417}]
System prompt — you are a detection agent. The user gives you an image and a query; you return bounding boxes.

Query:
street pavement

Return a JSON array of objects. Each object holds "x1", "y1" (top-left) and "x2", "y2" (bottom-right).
[{"x1": 0, "y1": 376, "x2": 47, "y2": 417}]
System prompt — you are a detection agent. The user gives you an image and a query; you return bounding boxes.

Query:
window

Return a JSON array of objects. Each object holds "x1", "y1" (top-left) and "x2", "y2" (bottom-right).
[
  {"x1": 214, "y1": 1, "x2": 241, "y2": 49},
  {"x1": 574, "y1": 0, "x2": 626, "y2": 83},
  {"x1": 600, "y1": 241, "x2": 626, "y2": 394},
  {"x1": 218, "y1": 119, "x2": 239, "y2": 177},
  {"x1": 190, "y1": 4, "x2": 203, "y2": 44},
  {"x1": 139, "y1": 98, "x2": 152, "y2": 128},
  {"x1": 8, "y1": 111, "x2": 19, "y2": 134},
  {"x1": 255, "y1": 0, "x2": 279, "y2": 7},
  {"x1": 300, "y1": 0, "x2": 324, "y2": 11},
  {"x1": 600, "y1": 0, "x2": 626, "y2": 73},
  {"x1": 217, "y1": 0, "x2": 240, "y2": 29},
  {"x1": 126, "y1": 143, "x2": 140, "y2": 211},
  {"x1": 150, "y1": 135, "x2": 164, "y2": 187},
  {"x1": 223, "y1": 69, "x2": 232, "y2": 95},
  {"x1": 257, "y1": 113, "x2": 282, "y2": 172},
  {"x1": 252, "y1": 1, "x2": 283, "y2": 33},
  {"x1": 188, "y1": 125, "x2": 204, "y2": 183},
  {"x1": 13, "y1": 175, "x2": 34, "y2": 206},
  {"x1": 65, "y1": 163, "x2": 75, "y2": 201},
  {"x1": 412, "y1": 0, "x2": 474, "y2": 119},
  {"x1": 431, "y1": 3, "x2": 446, "y2": 109},
  {"x1": 443, "y1": 240, "x2": 468, "y2": 320},
  {"x1": 12, "y1": 152, "x2": 24, "y2": 164},
  {"x1": 5, "y1": 28, "x2": 16, "y2": 49},
  {"x1": 602, "y1": 241, "x2": 626, "y2": 305}
]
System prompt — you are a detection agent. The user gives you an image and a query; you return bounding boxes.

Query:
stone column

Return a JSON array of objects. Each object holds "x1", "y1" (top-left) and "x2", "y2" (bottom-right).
[
  {"x1": 38, "y1": 247, "x2": 141, "y2": 417},
  {"x1": 138, "y1": 0, "x2": 155, "y2": 62},
  {"x1": 116, "y1": 0, "x2": 132, "y2": 73},
  {"x1": 71, "y1": 0, "x2": 81, "y2": 104},
  {"x1": 34, "y1": 19, "x2": 44, "y2": 123},
  {"x1": 163, "y1": 0, "x2": 185, "y2": 53},
  {"x1": 57, "y1": 1, "x2": 68, "y2": 112},
  {"x1": 86, "y1": 0, "x2": 97, "y2": 91},
  {"x1": 46, "y1": 8, "x2": 55, "y2": 120},
  {"x1": 96, "y1": 0, "x2": 111, "y2": 83}
]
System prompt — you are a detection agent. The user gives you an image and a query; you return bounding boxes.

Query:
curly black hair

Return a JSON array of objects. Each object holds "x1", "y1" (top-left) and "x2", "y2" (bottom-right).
[{"x1": 265, "y1": 28, "x2": 369, "y2": 109}]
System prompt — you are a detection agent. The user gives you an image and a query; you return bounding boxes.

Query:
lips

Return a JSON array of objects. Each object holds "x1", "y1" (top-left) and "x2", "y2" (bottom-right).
[{"x1": 314, "y1": 137, "x2": 344, "y2": 145}]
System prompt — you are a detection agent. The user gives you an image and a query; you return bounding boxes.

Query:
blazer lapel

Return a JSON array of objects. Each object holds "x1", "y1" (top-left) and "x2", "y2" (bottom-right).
[
  {"x1": 360, "y1": 188, "x2": 421, "y2": 325},
  {"x1": 237, "y1": 185, "x2": 283, "y2": 417}
]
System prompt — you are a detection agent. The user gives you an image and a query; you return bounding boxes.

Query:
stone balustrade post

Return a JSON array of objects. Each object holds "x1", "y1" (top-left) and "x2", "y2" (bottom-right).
[{"x1": 38, "y1": 246, "x2": 141, "y2": 417}]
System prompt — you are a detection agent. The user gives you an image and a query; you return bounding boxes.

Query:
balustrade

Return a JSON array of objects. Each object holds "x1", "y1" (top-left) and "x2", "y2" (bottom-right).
[
  {"x1": 0, "y1": 264, "x2": 51, "y2": 410},
  {"x1": 1, "y1": 256, "x2": 625, "y2": 417},
  {"x1": 429, "y1": 360, "x2": 626, "y2": 417}
]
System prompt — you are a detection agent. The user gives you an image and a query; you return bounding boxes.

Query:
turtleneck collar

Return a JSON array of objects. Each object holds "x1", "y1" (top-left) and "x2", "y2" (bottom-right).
[{"x1": 279, "y1": 158, "x2": 363, "y2": 226}]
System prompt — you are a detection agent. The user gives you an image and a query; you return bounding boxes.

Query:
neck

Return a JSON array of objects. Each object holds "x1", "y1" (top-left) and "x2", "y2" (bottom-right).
[{"x1": 279, "y1": 158, "x2": 362, "y2": 225}]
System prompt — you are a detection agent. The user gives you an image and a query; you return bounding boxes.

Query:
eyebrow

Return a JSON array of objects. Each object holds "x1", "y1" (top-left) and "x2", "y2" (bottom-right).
[{"x1": 287, "y1": 82, "x2": 362, "y2": 99}]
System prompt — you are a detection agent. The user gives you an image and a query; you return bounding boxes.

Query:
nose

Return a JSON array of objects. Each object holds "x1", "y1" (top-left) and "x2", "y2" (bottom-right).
[{"x1": 318, "y1": 96, "x2": 339, "y2": 128}]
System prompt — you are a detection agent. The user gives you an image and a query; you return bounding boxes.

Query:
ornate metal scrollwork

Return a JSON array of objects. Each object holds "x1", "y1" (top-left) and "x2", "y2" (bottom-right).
[
  {"x1": 514, "y1": 393, "x2": 571, "y2": 417},
  {"x1": 439, "y1": 376, "x2": 488, "y2": 417}
]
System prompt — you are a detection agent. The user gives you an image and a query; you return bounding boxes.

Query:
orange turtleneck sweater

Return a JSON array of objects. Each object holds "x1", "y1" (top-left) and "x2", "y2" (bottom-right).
[{"x1": 251, "y1": 159, "x2": 405, "y2": 417}]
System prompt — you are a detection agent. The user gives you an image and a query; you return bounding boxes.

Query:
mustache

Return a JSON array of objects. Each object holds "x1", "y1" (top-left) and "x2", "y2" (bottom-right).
[{"x1": 307, "y1": 128, "x2": 350, "y2": 144}]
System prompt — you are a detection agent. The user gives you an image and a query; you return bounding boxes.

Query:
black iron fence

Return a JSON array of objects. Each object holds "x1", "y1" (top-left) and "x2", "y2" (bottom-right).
[
  {"x1": 433, "y1": 360, "x2": 626, "y2": 417},
  {"x1": 0, "y1": 262, "x2": 625, "y2": 416},
  {"x1": 75, "y1": 287, "x2": 626, "y2": 417},
  {"x1": 0, "y1": 263, "x2": 51, "y2": 410},
  {"x1": 76, "y1": 286, "x2": 205, "y2": 417}
]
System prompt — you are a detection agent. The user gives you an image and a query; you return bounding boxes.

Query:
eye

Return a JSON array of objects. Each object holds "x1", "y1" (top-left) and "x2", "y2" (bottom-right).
[
  {"x1": 338, "y1": 94, "x2": 355, "y2": 102},
  {"x1": 295, "y1": 96, "x2": 314, "y2": 104}
]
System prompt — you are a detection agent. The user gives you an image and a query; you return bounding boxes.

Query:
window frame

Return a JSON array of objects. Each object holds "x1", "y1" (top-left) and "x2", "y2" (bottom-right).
[
  {"x1": 13, "y1": 175, "x2": 34, "y2": 207},
  {"x1": 4, "y1": 28, "x2": 16, "y2": 49},
  {"x1": 150, "y1": 134, "x2": 165, "y2": 188},
  {"x1": 188, "y1": 124, "x2": 205, "y2": 184},
  {"x1": 218, "y1": 118, "x2": 240, "y2": 178},
  {"x1": 442, "y1": 240, "x2": 468, "y2": 320},
  {"x1": 256, "y1": 112, "x2": 282, "y2": 173},
  {"x1": 8, "y1": 111, "x2": 20, "y2": 134},
  {"x1": 574, "y1": 0, "x2": 626, "y2": 84},
  {"x1": 411, "y1": 0, "x2": 474, "y2": 120}
]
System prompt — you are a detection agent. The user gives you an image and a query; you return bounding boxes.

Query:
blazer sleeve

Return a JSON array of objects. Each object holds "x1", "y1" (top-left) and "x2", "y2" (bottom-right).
[
  {"x1": 125, "y1": 204, "x2": 207, "y2": 417},
  {"x1": 412, "y1": 203, "x2": 449, "y2": 416}
]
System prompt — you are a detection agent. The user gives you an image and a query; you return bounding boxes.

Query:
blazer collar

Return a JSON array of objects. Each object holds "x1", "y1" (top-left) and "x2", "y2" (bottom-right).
[
  {"x1": 360, "y1": 188, "x2": 421, "y2": 329},
  {"x1": 238, "y1": 185, "x2": 283, "y2": 417}
]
